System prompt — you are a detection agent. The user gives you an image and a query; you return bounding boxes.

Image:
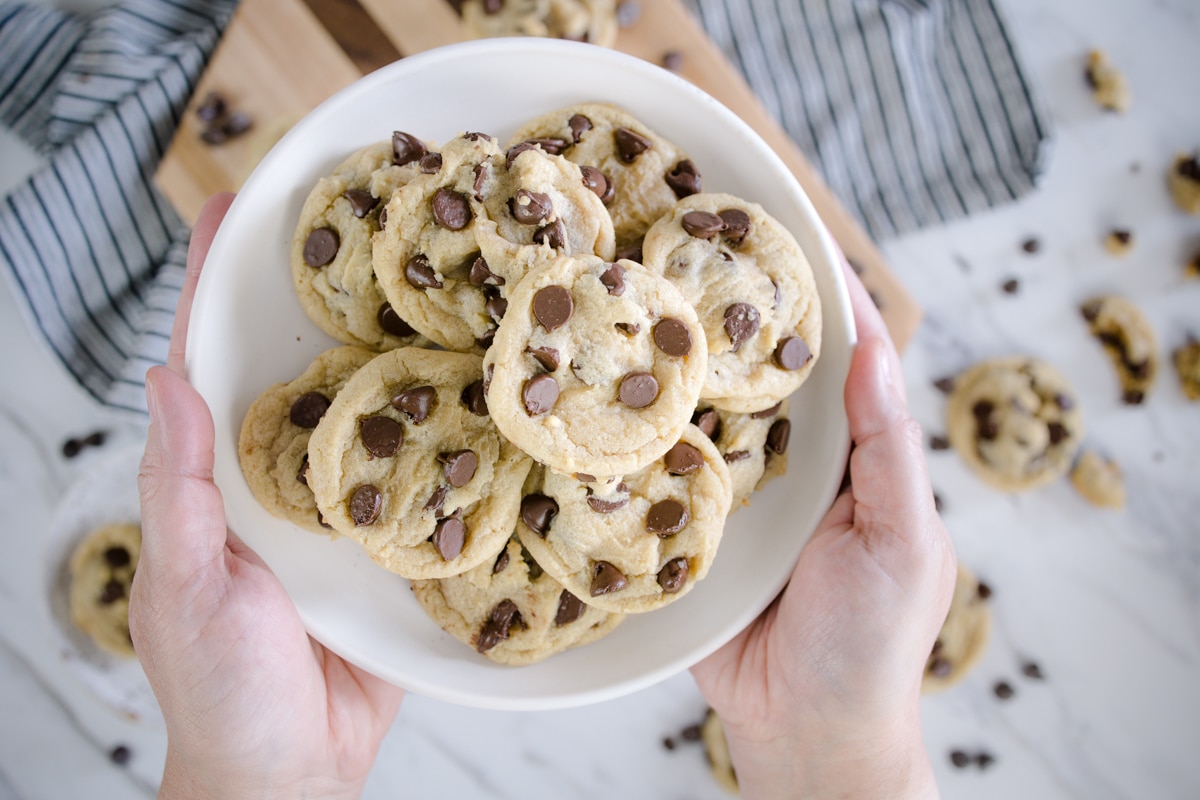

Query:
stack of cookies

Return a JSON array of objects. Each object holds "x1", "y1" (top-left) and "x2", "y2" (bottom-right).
[{"x1": 238, "y1": 103, "x2": 823, "y2": 665}]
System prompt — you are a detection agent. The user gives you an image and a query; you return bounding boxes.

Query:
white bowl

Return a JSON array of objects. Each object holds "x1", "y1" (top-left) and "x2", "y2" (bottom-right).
[{"x1": 187, "y1": 38, "x2": 854, "y2": 710}]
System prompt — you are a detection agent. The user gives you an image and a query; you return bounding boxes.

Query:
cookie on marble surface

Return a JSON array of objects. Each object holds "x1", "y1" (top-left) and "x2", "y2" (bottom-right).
[
  {"x1": 1172, "y1": 336, "x2": 1200, "y2": 401},
  {"x1": 483, "y1": 254, "x2": 707, "y2": 478},
  {"x1": 922, "y1": 564, "x2": 991, "y2": 694},
  {"x1": 691, "y1": 400, "x2": 790, "y2": 508},
  {"x1": 642, "y1": 193, "x2": 822, "y2": 413},
  {"x1": 1080, "y1": 295, "x2": 1157, "y2": 405},
  {"x1": 1070, "y1": 449, "x2": 1126, "y2": 509},
  {"x1": 461, "y1": 0, "x2": 618, "y2": 48},
  {"x1": 411, "y1": 530, "x2": 623, "y2": 665},
  {"x1": 516, "y1": 425, "x2": 732, "y2": 614},
  {"x1": 68, "y1": 522, "x2": 141, "y2": 658},
  {"x1": 701, "y1": 708, "x2": 739, "y2": 795},
  {"x1": 1084, "y1": 49, "x2": 1130, "y2": 113},
  {"x1": 238, "y1": 346, "x2": 376, "y2": 535},
  {"x1": 508, "y1": 102, "x2": 701, "y2": 246},
  {"x1": 307, "y1": 347, "x2": 533, "y2": 579},
  {"x1": 946, "y1": 356, "x2": 1083, "y2": 492},
  {"x1": 1168, "y1": 153, "x2": 1200, "y2": 215},
  {"x1": 291, "y1": 139, "x2": 433, "y2": 351}
]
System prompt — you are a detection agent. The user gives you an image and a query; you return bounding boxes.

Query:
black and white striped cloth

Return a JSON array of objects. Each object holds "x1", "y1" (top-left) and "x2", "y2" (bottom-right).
[{"x1": 0, "y1": 0, "x2": 1048, "y2": 415}]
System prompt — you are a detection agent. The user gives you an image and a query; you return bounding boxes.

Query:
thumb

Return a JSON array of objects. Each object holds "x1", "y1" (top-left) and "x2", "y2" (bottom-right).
[{"x1": 138, "y1": 365, "x2": 230, "y2": 588}]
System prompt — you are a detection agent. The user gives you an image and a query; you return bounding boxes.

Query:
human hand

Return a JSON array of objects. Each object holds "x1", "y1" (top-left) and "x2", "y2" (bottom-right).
[
  {"x1": 130, "y1": 194, "x2": 405, "y2": 800},
  {"x1": 691, "y1": 260, "x2": 955, "y2": 799}
]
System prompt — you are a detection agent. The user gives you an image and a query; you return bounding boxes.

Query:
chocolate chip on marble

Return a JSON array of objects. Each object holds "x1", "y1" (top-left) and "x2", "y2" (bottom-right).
[
  {"x1": 520, "y1": 493, "x2": 558, "y2": 536},
  {"x1": 555, "y1": 590, "x2": 586, "y2": 626},
  {"x1": 586, "y1": 483, "x2": 629, "y2": 513},
  {"x1": 533, "y1": 285, "x2": 573, "y2": 330},
  {"x1": 933, "y1": 376, "x2": 956, "y2": 394},
  {"x1": 476, "y1": 599, "x2": 521, "y2": 653},
  {"x1": 424, "y1": 484, "x2": 448, "y2": 515},
  {"x1": 949, "y1": 750, "x2": 971, "y2": 769},
  {"x1": 681, "y1": 210, "x2": 725, "y2": 239},
  {"x1": 657, "y1": 557, "x2": 688, "y2": 593},
  {"x1": 580, "y1": 165, "x2": 614, "y2": 204},
  {"x1": 750, "y1": 402, "x2": 782, "y2": 419},
  {"x1": 665, "y1": 159, "x2": 701, "y2": 198},
  {"x1": 1021, "y1": 661, "x2": 1045, "y2": 680},
  {"x1": 360, "y1": 416, "x2": 402, "y2": 458},
  {"x1": 61, "y1": 437, "x2": 84, "y2": 458},
  {"x1": 420, "y1": 152, "x2": 443, "y2": 174},
  {"x1": 533, "y1": 219, "x2": 567, "y2": 249},
  {"x1": 591, "y1": 561, "x2": 628, "y2": 596},
  {"x1": 599, "y1": 262, "x2": 626, "y2": 296},
  {"x1": 1001, "y1": 277, "x2": 1020, "y2": 295},
  {"x1": 718, "y1": 208, "x2": 751, "y2": 244},
  {"x1": 289, "y1": 391, "x2": 331, "y2": 428},
  {"x1": 472, "y1": 162, "x2": 490, "y2": 201},
  {"x1": 104, "y1": 546, "x2": 131, "y2": 568},
  {"x1": 391, "y1": 385, "x2": 436, "y2": 423},
  {"x1": 619, "y1": 372, "x2": 659, "y2": 408},
  {"x1": 723, "y1": 450, "x2": 750, "y2": 463},
  {"x1": 527, "y1": 346, "x2": 560, "y2": 372},
  {"x1": 377, "y1": 303, "x2": 416, "y2": 337},
  {"x1": 614, "y1": 127, "x2": 652, "y2": 163},
  {"x1": 723, "y1": 303, "x2": 760, "y2": 350},
  {"x1": 1122, "y1": 388, "x2": 1145, "y2": 405},
  {"x1": 510, "y1": 189, "x2": 553, "y2": 225},
  {"x1": 99, "y1": 579, "x2": 125, "y2": 604},
  {"x1": 405, "y1": 254, "x2": 443, "y2": 289},
  {"x1": 392, "y1": 131, "x2": 426, "y2": 166},
  {"x1": 1021, "y1": 236, "x2": 1041, "y2": 254},
  {"x1": 681, "y1": 723, "x2": 703, "y2": 742},
  {"x1": 432, "y1": 188, "x2": 471, "y2": 230},
  {"x1": 766, "y1": 418, "x2": 791, "y2": 455},
  {"x1": 432, "y1": 514, "x2": 466, "y2": 561},
  {"x1": 439, "y1": 449, "x2": 478, "y2": 487},
  {"x1": 342, "y1": 189, "x2": 377, "y2": 218},
  {"x1": 647, "y1": 499, "x2": 688, "y2": 535},
  {"x1": 615, "y1": 242, "x2": 644, "y2": 264},
  {"x1": 109, "y1": 745, "x2": 132, "y2": 766},
  {"x1": 775, "y1": 336, "x2": 812, "y2": 370},
  {"x1": 975, "y1": 752, "x2": 996, "y2": 770},
  {"x1": 492, "y1": 547, "x2": 510, "y2": 574},
  {"x1": 467, "y1": 255, "x2": 504, "y2": 288},
  {"x1": 462, "y1": 379, "x2": 489, "y2": 416},
  {"x1": 664, "y1": 442, "x2": 704, "y2": 475},
  {"x1": 976, "y1": 581, "x2": 993, "y2": 600},
  {"x1": 568, "y1": 113, "x2": 593, "y2": 143},
  {"x1": 929, "y1": 434, "x2": 951, "y2": 451},
  {"x1": 993, "y1": 680, "x2": 1015, "y2": 700},
  {"x1": 653, "y1": 318, "x2": 692, "y2": 357},
  {"x1": 523, "y1": 374, "x2": 560, "y2": 415},
  {"x1": 692, "y1": 408, "x2": 721, "y2": 440},
  {"x1": 928, "y1": 656, "x2": 953, "y2": 678},
  {"x1": 349, "y1": 484, "x2": 383, "y2": 526},
  {"x1": 303, "y1": 227, "x2": 339, "y2": 267}
]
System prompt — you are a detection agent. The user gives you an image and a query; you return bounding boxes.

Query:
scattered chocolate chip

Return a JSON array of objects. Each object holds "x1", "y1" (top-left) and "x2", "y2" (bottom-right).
[
  {"x1": 360, "y1": 416, "x2": 402, "y2": 458},
  {"x1": 432, "y1": 188, "x2": 471, "y2": 230},
  {"x1": 750, "y1": 402, "x2": 782, "y2": 419},
  {"x1": 99, "y1": 579, "x2": 124, "y2": 604},
  {"x1": 379, "y1": 207, "x2": 388, "y2": 229},
  {"x1": 522, "y1": 374, "x2": 560, "y2": 415},
  {"x1": 1021, "y1": 661, "x2": 1045, "y2": 680},
  {"x1": 619, "y1": 372, "x2": 659, "y2": 408},
  {"x1": 303, "y1": 227, "x2": 339, "y2": 267},
  {"x1": 929, "y1": 434, "x2": 951, "y2": 451},
  {"x1": 652, "y1": 318, "x2": 692, "y2": 357},
  {"x1": 765, "y1": 418, "x2": 791, "y2": 455},
  {"x1": 521, "y1": 494, "x2": 558, "y2": 536},
  {"x1": 662, "y1": 737, "x2": 676, "y2": 751},
  {"x1": 510, "y1": 189, "x2": 553, "y2": 225},
  {"x1": 775, "y1": 336, "x2": 811, "y2": 370},
  {"x1": 723, "y1": 450, "x2": 750, "y2": 463},
  {"x1": 476, "y1": 599, "x2": 521, "y2": 652},
  {"x1": 1001, "y1": 277, "x2": 1020, "y2": 294},
  {"x1": 928, "y1": 656, "x2": 953, "y2": 677},
  {"x1": 933, "y1": 376, "x2": 956, "y2": 394},
  {"x1": 420, "y1": 152, "x2": 443, "y2": 173},
  {"x1": 109, "y1": 745, "x2": 132, "y2": 766},
  {"x1": 378, "y1": 303, "x2": 416, "y2": 338},
  {"x1": 342, "y1": 189, "x2": 377, "y2": 218},
  {"x1": 665, "y1": 159, "x2": 701, "y2": 198},
  {"x1": 575, "y1": 473, "x2": 596, "y2": 482},
  {"x1": 658, "y1": 557, "x2": 689, "y2": 593},
  {"x1": 949, "y1": 750, "x2": 971, "y2": 769},
  {"x1": 195, "y1": 91, "x2": 225, "y2": 122},
  {"x1": 492, "y1": 547, "x2": 510, "y2": 574},
  {"x1": 591, "y1": 561, "x2": 628, "y2": 595},
  {"x1": 432, "y1": 515, "x2": 466, "y2": 561},
  {"x1": 580, "y1": 165, "x2": 614, "y2": 204},
  {"x1": 533, "y1": 218, "x2": 567, "y2": 249},
  {"x1": 1111, "y1": 229, "x2": 1132, "y2": 245},
  {"x1": 1122, "y1": 388, "x2": 1145, "y2": 406},
  {"x1": 317, "y1": 511, "x2": 332, "y2": 529},
  {"x1": 349, "y1": 485, "x2": 382, "y2": 526},
  {"x1": 462, "y1": 379, "x2": 488, "y2": 416},
  {"x1": 527, "y1": 346, "x2": 560, "y2": 372},
  {"x1": 976, "y1": 752, "x2": 996, "y2": 770},
  {"x1": 533, "y1": 285, "x2": 574, "y2": 330},
  {"x1": 723, "y1": 303, "x2": 760, "y2": 350},
  {"x1": 681, "y1": 210, "x2": 726, "y2": 239},
  {"x1": 439, "y1": 449, "x2": 478, "y2": 487},
  {"x1": 692, "y1": 409, "x2": 721, "y2": 440},
  {"x1": 599, "y1": 262, "x2": 626, "y2": 296},
  {"x1": 681, "y1": 723, "x2": 703, "y2": 742},
  {"x1": 289, "y1": 392, "x2": 331, "y2": 429},
  {"x1": 555, "y1": 590, "x2": 586, "y2": 625},
  {"x1": 976, "y1": 581, "x2": 993, "y2": 600},
  {"x1": 647, "y1": 499, "x2": 688, "y2": 534},
  {"x1": 718, "y1": 208, "x2": 751, "y2": 245},
  {"x1": 586, "y1": 484, "x2": 630, "y2": 513},
  {"x1": 391, "y1": 386, "x2": 436, "y2": 423},
  {"x1": 661, "y1": 50, "x2": 683, "y2": 71},
  {"x1": 568, "y1": 113, "x2": 593, "y2": 143},
  {"x1": 616, "y1": 0, "x2": 640, "y2": 26},
  {"x1": 405, "y1": 254, "x2": 443, "y2": 289},
  {"x1": 424, "y1": 484, "x2": 448, "y2": 515},
  {"x1": 664, "y1": 442, "x2": 704, "y2": 475},
  {"x1": 1178, "y1": 154, "x2": 1200, "y2": 181},
  {"x1": 993, "y1": 680, "x2": 1015, "y2": 700},
  {"x1": 61, "y1": 438, "x2": 83, "y2": 458},
  {"x1": 392, "y1": 131, "x2": 426, "y2": 166}
]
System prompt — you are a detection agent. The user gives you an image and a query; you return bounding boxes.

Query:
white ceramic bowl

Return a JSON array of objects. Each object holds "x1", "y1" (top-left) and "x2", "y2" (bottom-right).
[{"x1": 187, "y1": 38, "x2": 854, "y2": 710}]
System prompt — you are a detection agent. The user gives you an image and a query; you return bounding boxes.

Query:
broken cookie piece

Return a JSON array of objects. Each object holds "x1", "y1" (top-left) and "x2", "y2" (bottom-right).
[
  {"x1": 1080, "y1": 295, "x2": 1158, "y2": 405},
  {"x1": 1173, "y1": 336, "x2": 1200, "y2": 401},
  {"x1": 1103, "y1": 229, "x2": 1133, "y2": 256},
  {"x1": 1084, "y1": 49, "x2": 1130, "y2": 113},
  {"x1": 1070, "y1": 449, "x2": 1126, "y2": 509}
]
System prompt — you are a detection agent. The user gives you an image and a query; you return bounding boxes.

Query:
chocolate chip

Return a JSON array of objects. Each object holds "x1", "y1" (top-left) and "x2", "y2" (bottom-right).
[
  {"x1": 575, "y1": 473, "x2": 596, "y2": 482},
  {"x1": 775, "y1": 336, "x2": 811, "y2": 369},
  {"x1": 466, "y1": 256, "x2": 501, "y2": 288},
  {"x1": 1001, "y1": 277, "x2": 1020, "y2": 294},
  {"x1": 476, "y1": 327, "x2": 497, "y2": 351},
  {"x1": 378, "y1": 303, "x2": 416, "y2": 337},
  {"x1": 1021, "y1": 236, "x2": 1041, "y2": 254},
  {"x1": 614, "y1": 127, "x2": 652, "y2": 162},
  {"x1": 681, "y1": 210, "x2": 725, "y2": 239},
  {"x1": 1122, "y1": 388, "x2": 1145, "y2": 405},
  {"x1": 405, "y1": 254, "x2": 443, "y2": 289},
  {"x1": 342, "y1": 189, "x2": 377, "y2": 218},
  {"x1": 555, "y1": 590, "x2": 586, "y2": 625},
  {"x1": 765, "y1": 418, "x2": 791, "y2": 455},
  {"x1": 533, "y1": 285, "x2": 573, "y2": 330},
  {"x1": 949, "y1": 750, "x2": 971, "y2": 768},
  {"x1": 750, "y1": 402, "x2": 782, "y2": 419},
  {"x1": 360, "y1": 416, "x2": 402, "y2": 458},
  {"x1": 929, "y1": 434, "x2": 951, "y2": 451},
  {"x1": 665, "y1": 159, "x2": 701, "y2": 198},
  {"x1": 647, "y1": 499, "x2": 688, "y2": 534},
  {"x1": 591, "y1": 561, "x2": 628, "y2": 595},
  {"x1": 109, "y1": 745, "x2": 132, "y2": 766},
  {"x1": 420, "y1": 152, "x2": 443, "y2": 173},
  {"x1": 975, "y1": 752, "x2": 996, "y2": 770},
  {"x1": 103, "y1": 546, "x2": 131, "y2": 568},
  {"x1": 523, "y1": 374, "x2": 560, "y2": 415},
  {"x1": 439, "y1": 449, "x2": 478, "y2": 487},
  {"x1": 653, "y1": 318, "x2": 692, "y2": 357},
  {"x1": 1080, "y1": 299, "x2": 1103, "y2": 323},
  {"x1": 615, "y1": 242, "x2": 643, "y2": 264},
  {"x1": 461, "y1": 379, "x2": 489, "y2": 416},
  {"x1": 527, "y1": 346, "x2": 560, "y2": 372},
  {"x1": 580, "y1": 165, "x2": 614, "y2": 204},
  {"x1": 303, "y1": 227, "x2": 339, "y2": 267},
  {"x1": 598, "y1": 262, "x2": 627, "y2": 296},
  {"x1": 520, "y1": 494, "x2": 558, "y2": 536},
  {"x1": 1021, "y1": 661, "x2": 1045, "y2": 680},
  {"x1": 61, "y1": 438, "x2": 82, "y2": 458},
  {"x1": 476, "y1": 599, "x2": 521, "y2": 652},
  {"x1": 289, "y1": 392, "x2": 331, "y2": 428},
  {"x1": 486, "y1": 294, "x2": 508, "y2": 322},
  {"x1": 993, "y1": 680, "x2": 1015, "y2": 700},
  {"x1": 472, "y1": 162, "x2": 490, "y2": 201},
  {"x1": 195, "y1": 91, "x2": 225, "y2": 122},
  {"x1": 1047, "y1": 422, "x2": 1069, "y2": 445},
  {"x1": 505, "y1": 141, "x2": 540, "y2": 168},
  {"x1": 391, "y1": 386, "x2": 435, "y2": 423},
  {"x1": 510, "y1": 189, "x2": 553, "y2": 225},
  {"x1": 533, "y1": 219, "x2": 567, "y2": 249},
  {"x1": 619, "y1": 372, "x2": 659, "y2": 408},
  {"x1": 1178, "y1": 154, "x2": 1200, "y2": 181},
  {"x1": 523, "y1": 136, "x2": 569, "y2": 155},
  {"x1": 99, "y1": 579, "x2": 125, "y2": 604},
  {"x1": 586, "y1": 483, "x2": 629, "y2": 513},
  {"x1": 681, "y1": 723, "x2": 703, "y2": 742},
  {"x1": 349, "y1": 485, "x2": 382, "y2": 526},
  {"x1": 392, "y1": 131, "x2": 425, "y2": 166},
  {"x1": 976, "y1": 581, "x2": 993, "y2": 600},
  {"x1": 432, "y1": 188, "x2": 471, "y2": 230},
  {"x1": 723, "y1": 450, "x2": 750, "y2": 463},
  {"x1": 723, "y1": 303, "x2": 760, "y2": 350},
  {"x1": 662, "y1": 737, "x2": 676, "y2": 751},
  {"x1": 933, "y1": 376, "x2": 956, "y2": 394},
  {"x1": 661, "y1": 50, "x2": 683, "y2": 71},
  {"x1": 492, "y1": 547, "x2": 510, "y2": 574},
  {"x1": 718, "y1": 208, "x2": 751, "y2": 244},
  {"x1": 424, "y1": 484, "x2": 447, "y2": 515},
  {"x1": 928, "y1": 656, "x2": 953, "y2": 677},
  {"x1": 568, "y1": 113, "x2": 592, "y2": 143},
  {"x1": 664, "y1": 442, "x2": 704, "y2": 475},
  {"x1": 432, "y1": 515, "x2": 466, "y2": 561},
  {"x1": 657, "y1": 557, "x2": 688, "y2": 593},
  {"x1": 692, "y1": 408, "x2": 721, "y2": 440},
  {"x1": 462, "y1": 131, "x2": 493, "y2": 143}
]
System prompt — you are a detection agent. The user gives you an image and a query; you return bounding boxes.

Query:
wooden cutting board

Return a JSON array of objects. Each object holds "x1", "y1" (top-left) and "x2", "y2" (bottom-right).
[{"x1": 154, "y1": 0, "x2": 920, "y2": 349}]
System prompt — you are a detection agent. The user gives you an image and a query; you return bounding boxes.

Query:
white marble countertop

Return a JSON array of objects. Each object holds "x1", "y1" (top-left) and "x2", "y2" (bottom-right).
[{"x1": 1, "y1": 0, "x2": 1198, "y2": 797}]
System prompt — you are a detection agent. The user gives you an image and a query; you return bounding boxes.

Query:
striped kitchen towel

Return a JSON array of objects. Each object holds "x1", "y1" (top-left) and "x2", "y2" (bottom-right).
[{"x1": 0, "y1": 0, "x2": 1049, "y2": 415}]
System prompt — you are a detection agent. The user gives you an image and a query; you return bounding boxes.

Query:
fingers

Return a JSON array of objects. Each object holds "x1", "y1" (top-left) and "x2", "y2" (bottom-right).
[
  {"x1": 168, "y1": 193, "x2": 235, "y2": 375},
  {"x1": 138, "y1": 365, "x2": 229, "y2": 587},
  {"x1": 841, "y1": 258, "x2": 906, "y2": 406}
]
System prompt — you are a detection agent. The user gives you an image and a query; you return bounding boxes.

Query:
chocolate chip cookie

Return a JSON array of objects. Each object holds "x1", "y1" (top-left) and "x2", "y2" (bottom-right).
[
  {"x1": 516, "y1": 425, "x2": 732, "y2": 614},
  {"x1": 701, "y1": 708, "x2": 739, "y2": 794},
  {"x1": 483, "y1": 254, "x2": 707, "y2": 478},
  {"x1": 411, "y1": 530, "x2": 623, "y2": 665},
  {"x1": 691, "y1": 400, "x2": 790, "y2": 508},
  {"x1": 238, "y1": 346, "x2": 376, "y2": 535},
  {"x1": 946, "y1": 356, "x2": 1084, "y2": 492},
  {"x1": 508, "y1": 103, "x2": 701, "y2": 246},
  {"x1": 306, "y1": 347, "x2": 533, "y2": 579},
  {"x1": 642, "y1": 192, "x2": 822, "y2": 413},
  {"x1": 461, "y1": 0, "x2": 618, "y2": 48},
  {"x1": 922, "y1": 564, "x2": 992, "y2": 694},
  {"x1": 1080, "y1": 295, "x2": 1158, "y2": 405},
  {"x1": 68, "y1": 522, "x2": 141, "y2": 658},
  {"x1": 292, "y1": 139, "x2": 433, "y2": 350}
]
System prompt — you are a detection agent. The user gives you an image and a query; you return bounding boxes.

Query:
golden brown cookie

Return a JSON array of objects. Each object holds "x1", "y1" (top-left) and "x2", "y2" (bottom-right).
[
  {"x1": 691, "y1": 400, "x2": 790, "y2": 508},
  {"x1": 922, "y1": 564, "x2": 992, "y2": 693},
  {"x1": 1081, "y1": 295, "x2": 1158, "y2": 405},
  {"x1": 1085, "y1": 49, "x2": 1130, "y2": 113},
  {"x1": 701, "y1": 708, "x2": 739, "y2": 794},
  {"x1": 68, "y1": 522, "x2": 141, "y2": 658}
]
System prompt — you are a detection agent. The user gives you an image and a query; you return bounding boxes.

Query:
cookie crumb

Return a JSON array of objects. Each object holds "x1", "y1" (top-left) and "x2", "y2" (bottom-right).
[
  {"x1": 1070, "y1": 449, "x2": 1126, "y2": 509},
  {"x1": 1103, "y1": 229, "x2": 1133, "y2": 256},
  {"x1": 1084, "y1": 49, "x2": 1130, "y2": 113}
]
